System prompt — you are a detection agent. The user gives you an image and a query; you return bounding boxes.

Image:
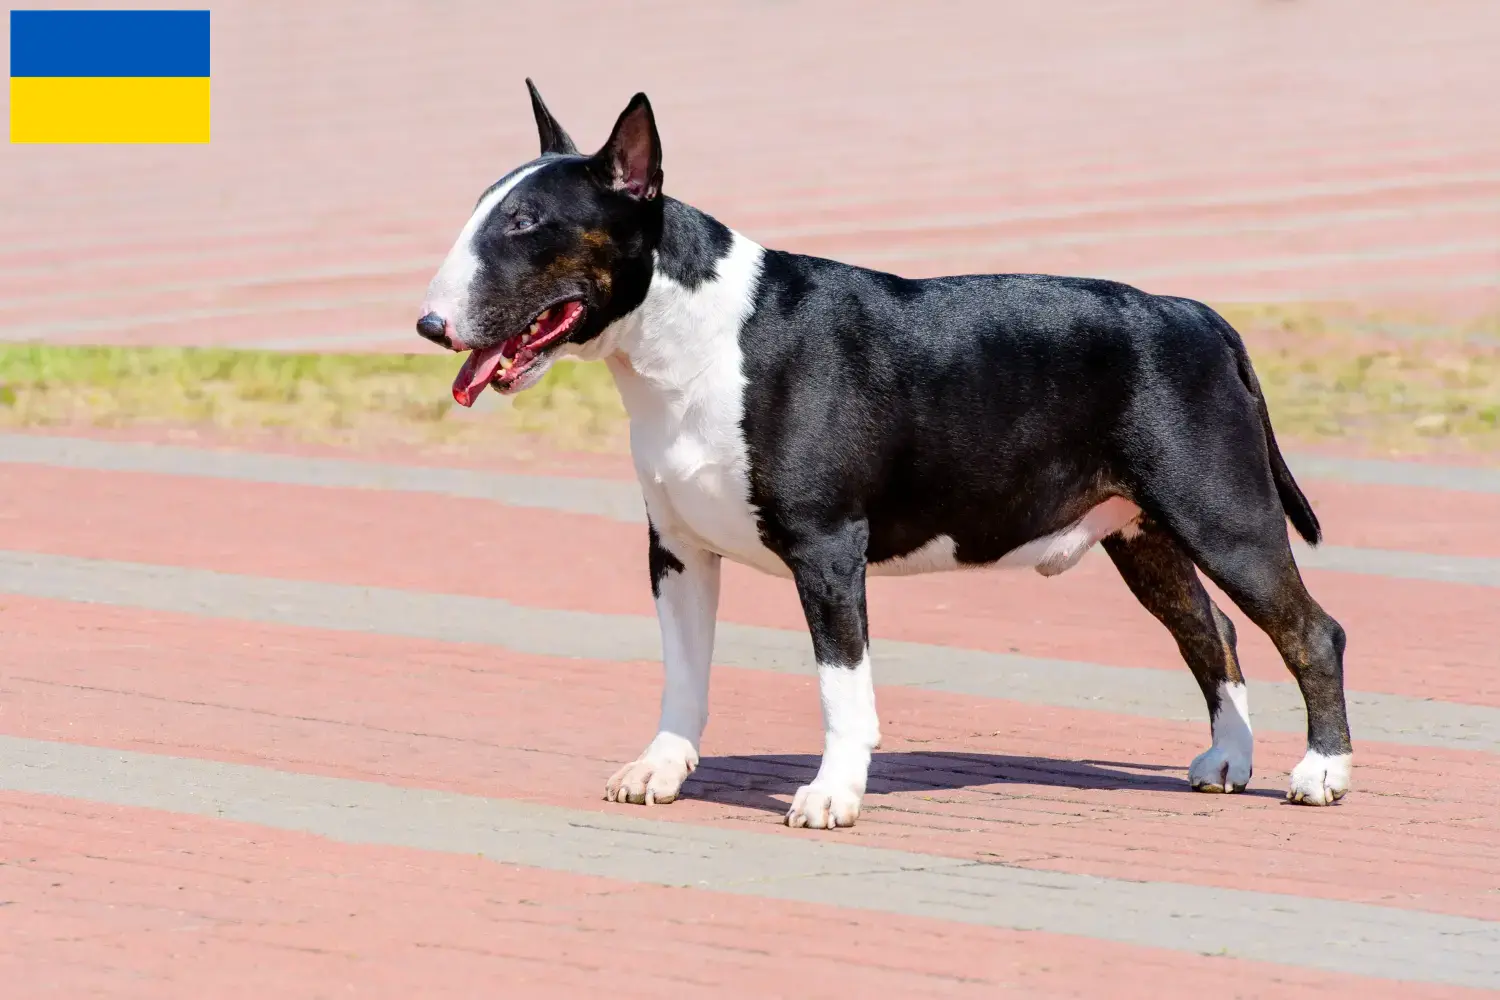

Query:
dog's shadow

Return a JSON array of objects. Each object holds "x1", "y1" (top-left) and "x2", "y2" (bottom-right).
[{"x1": 685, "y1": 750, "x2": 1284, "y2": 814}]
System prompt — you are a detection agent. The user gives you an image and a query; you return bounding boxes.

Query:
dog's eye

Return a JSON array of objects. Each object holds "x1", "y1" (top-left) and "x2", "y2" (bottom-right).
[{"x1": 507, "y1": 214, "x2": 539, "y2": 235}]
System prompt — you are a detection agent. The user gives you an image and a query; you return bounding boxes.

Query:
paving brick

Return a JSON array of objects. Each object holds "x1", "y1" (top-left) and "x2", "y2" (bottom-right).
[
  {"x1": 2, "y1": 0, "x2": 1496, "y2": 354},
  {"x1": 0, "y1": 463, "x2": 1494, "y2": 706},
  {"x1": 7, "y1": 793, "x2": 1488, "y2": 999},
  {"x1": 3, "y1": 597, "x2": 1496, "y2": 922}
]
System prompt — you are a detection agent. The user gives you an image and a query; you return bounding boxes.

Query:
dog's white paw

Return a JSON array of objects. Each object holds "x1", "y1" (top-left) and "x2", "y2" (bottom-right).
[
  {"x1": 1286, "y1": 750, "x2": 1351, "y2": 805},
  {"x1": 1189, "y1": 744, "x2": 1252, "y2": 793},
  {"x1": 786, "y1": 781, "x2": 862, "y2": 829},
  {"x1": 1190, "y1": 681, "x2": 1253, "y2": 793},
  {"x1": 605, "y1": 733, "x2": 697, "y2": 805}
]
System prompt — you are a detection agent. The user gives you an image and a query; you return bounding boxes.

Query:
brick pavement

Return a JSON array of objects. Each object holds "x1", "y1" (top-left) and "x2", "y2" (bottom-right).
[
  {"x1": 2, "y1": 793, "x2": 1486, "y2": 1000},
  {"x1": 4, "y1": 547, "x2": 1495, "y2": 757},
  {"x1": 5, "y1": 736, "x2": 1500, "y2": 984},
  {"x1": 3, "y1": 595, "x2": 1498, "y2": 920},
  {"x1": 1, "y1": 458, "x2": 1494, "y2": 706},
  {"x1": 2, "y1": 0, "x2": 1498, "y2": 356},
  {"x1": 1, "y1": 433, "x2": 1499, "y2": 992}
]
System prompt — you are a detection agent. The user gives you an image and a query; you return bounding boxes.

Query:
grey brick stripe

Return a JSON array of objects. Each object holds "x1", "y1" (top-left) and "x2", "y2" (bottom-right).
[
  {"x1": 1285, "y1": 452, "x2": 1500, "y2": 495},
  {"x1": 0, "y1": 550, "x2": 1494, "y2": 754},
  {"x1": 0, "y1": 432, "x2": 649, "y2": 521},
  {"x1": 2, "y1": 736, "x2": 1494, "y2": 989},
  {"x1": 1, "y1": 434, "x2": 1497, "y2": 586}
]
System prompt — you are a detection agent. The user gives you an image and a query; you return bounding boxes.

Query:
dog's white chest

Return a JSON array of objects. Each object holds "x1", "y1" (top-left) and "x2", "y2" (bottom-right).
[
  {"x1": 618, "y1": 397, "x2": 784, "y2": 574},
  {"x1": 602, "y1": 233, "x2": 789, "y2": 574},
  {"x1": 624, "y1": 379, "x2": 788, "y2": 576}
]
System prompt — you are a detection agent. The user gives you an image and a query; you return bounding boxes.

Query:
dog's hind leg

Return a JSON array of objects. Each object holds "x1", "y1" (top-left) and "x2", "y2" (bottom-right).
[
  {"x1": 1171, "y1": 520, "x2": 1352, "y2": 805},
  {"x1": 781, "y1": 519, "x2": 881, "y2": 829},
  {"x1": 605, "y1": 520, "x2": 721, "y2": 806},
  {"x1": 1130, "y1": 458, "x2": 1353, "y2": 804},
  {"x1": 1103, "y1": 521, "x2": 1253, "y2": 792},
  {"x1": 1115, "y1": 313, "x2": 1352, "y2": 803}
]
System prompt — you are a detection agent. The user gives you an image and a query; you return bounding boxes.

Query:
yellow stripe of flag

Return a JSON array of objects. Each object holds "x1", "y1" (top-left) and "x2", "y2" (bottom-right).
[{"x1": 10, "y1": 77, "x2": 210, "y2": 144}]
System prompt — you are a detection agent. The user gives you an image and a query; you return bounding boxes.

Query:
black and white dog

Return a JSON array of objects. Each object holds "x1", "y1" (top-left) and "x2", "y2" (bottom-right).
[{"x1": 417, "y1": 83, "x2": 1353, "y2": 828}]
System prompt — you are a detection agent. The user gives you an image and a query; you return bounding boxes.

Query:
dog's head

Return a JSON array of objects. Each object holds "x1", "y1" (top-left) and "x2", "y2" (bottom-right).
[{"x1": 418, "y1": 81, "x2": 664, "y2": 406}]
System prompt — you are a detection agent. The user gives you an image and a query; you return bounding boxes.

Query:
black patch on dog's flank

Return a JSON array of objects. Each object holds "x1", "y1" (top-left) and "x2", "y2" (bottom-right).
[
  {"x1": 647, "y1": 520, "x2": 685, "y2": 599},
  {"x1": 740, "y1": 255, "x2": 1134, "y2": 568}
]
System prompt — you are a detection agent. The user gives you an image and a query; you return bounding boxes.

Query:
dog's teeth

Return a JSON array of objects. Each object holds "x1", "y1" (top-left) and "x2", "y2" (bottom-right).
[
  {"x1": 538, "y1": 308, "x2": 552, "y2": 321},
  {"x1": 521, "y1": 333, "x2": 532, "y2": 345},
  {"x1": 529, "y1": 322, "x2": 540, "y2": 334}
]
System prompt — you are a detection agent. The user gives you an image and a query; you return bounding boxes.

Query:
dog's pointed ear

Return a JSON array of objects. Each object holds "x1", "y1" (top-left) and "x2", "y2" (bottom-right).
[
  {"x1": 590, "y1": 92, "x2": 663, "y2": 201},
  {"x1": 526, "y1": 78, "x2": 577, "y2": 155}
]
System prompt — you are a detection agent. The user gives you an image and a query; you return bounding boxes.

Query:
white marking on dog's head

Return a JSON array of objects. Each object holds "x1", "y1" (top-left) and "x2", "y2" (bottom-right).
[{"x1": 420, "y1": 160, "x2": 550, "y2": 348}]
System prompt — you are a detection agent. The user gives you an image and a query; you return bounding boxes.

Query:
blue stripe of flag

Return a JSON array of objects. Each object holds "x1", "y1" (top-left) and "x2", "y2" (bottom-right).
[{"x1": 10, "y1": 10, "x2": 210, "y2": 78}]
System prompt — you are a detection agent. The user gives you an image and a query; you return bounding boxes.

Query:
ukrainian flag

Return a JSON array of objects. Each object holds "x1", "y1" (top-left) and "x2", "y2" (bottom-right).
[{"x1": 10, "y1": 9, "x2": 210, "y2": 143}]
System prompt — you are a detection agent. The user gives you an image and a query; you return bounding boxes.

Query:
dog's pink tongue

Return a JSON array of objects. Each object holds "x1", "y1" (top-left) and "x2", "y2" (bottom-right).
[{"x1": 452, "y1": 345, "x2": 507, "y2": 407}]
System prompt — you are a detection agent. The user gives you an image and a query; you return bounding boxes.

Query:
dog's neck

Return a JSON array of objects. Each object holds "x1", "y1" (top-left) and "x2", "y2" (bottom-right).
[{"x1": 592, "y1": 198, "x2": 763, "y2": 414}]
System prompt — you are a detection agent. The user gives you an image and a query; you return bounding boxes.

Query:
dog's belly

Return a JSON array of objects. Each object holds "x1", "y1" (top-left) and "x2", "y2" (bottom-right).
[
  {"x1": 644, "y1": 452, "x2": 1141, "y2": 581},
  {"x1": 868, "y1": 496, "x2": 1142, "y2": 577}
]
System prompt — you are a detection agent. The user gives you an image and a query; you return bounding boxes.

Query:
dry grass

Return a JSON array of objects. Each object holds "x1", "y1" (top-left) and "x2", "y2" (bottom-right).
[
  {"x1": 0, "y1": 345, "x2": 628, "y2": 456},
  {"x1": 1219, "y1": 304, "x2": 1500, "y2": 461},
  {"x1": 1, "y1": 302, "x2": 1495, "y2": 462}
]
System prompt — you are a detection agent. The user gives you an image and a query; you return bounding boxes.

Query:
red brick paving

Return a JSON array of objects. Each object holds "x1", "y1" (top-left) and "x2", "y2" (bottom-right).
[
  {"x1": 2, "y1": 451, "x2": 1497, "y2": 988},
  {"x1": 1303, "y1": 480, "x2": 1500, "y2": 559},
  {"x1": 10, "y1": 793, "x2": 1487, "y2": 1000},
  {"x1": 4, "y1": 596, "x2": 1496, "y2": 922},
  {"x1": 1, "y1": 462, "x2": 1494, "y2": 705},
  {"x1": 3, "y1": 0, "x2": 1497, "y2": 357}
]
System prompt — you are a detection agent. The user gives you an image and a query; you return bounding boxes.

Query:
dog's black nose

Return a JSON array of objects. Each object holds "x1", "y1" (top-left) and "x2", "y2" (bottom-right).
[{"x1": 416, "y1": 312, "x2": 451, "y2": 347}]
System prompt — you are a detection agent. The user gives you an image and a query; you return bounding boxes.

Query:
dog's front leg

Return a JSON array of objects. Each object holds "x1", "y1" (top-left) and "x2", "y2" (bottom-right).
[
  {"x1": 784, "y1": 520, "x2": 881, "y2": 830},
  {"x1": 605, "y1": 521, "x2": 720, "y2": 806}
]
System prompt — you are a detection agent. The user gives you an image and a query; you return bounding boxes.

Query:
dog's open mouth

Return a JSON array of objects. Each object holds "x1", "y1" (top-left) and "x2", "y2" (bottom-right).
[{"x1": 451, "y1": 300, "x2": 586, "y2": 406}]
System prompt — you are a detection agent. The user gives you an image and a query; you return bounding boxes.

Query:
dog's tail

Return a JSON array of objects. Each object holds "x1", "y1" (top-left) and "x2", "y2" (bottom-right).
[{"x1": 1212, "y1": 312, "x2": 1322, "y2": 546}]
